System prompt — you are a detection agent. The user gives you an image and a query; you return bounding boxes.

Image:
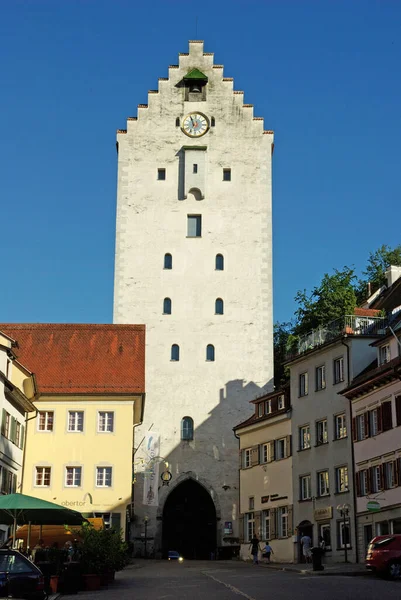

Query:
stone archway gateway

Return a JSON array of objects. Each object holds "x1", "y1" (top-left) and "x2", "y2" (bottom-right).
[{"x1": 162, "y1": 479, "x2": 217, "y2": 559}]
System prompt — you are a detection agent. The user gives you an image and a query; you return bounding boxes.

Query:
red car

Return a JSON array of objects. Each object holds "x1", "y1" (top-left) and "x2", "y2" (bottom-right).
[{"x1": 366, "y1": 534, "x2": 401, "y2": 579}]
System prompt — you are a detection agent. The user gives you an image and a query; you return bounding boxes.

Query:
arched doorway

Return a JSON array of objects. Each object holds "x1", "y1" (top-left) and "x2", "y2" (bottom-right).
[
  {"x1": 297, "y1": 520, "x2": 314, "y2": 563},
  {"x1": 162, "y1": 479, "x2": 217, "y2": 559}
]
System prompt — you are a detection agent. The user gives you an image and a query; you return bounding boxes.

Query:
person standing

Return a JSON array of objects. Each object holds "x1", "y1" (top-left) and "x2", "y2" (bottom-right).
[
  {"x1": 300, "y1": 533, "x2": 312, "y2": 563},
  {"x1": 249, "y1": 536, "x2": 262, "y2": 565}
]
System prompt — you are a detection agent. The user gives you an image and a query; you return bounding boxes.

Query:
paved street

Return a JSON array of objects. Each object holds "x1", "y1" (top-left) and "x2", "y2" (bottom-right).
[{"x1": 64, "y1": 560, "x2": 400, "y2": 600}]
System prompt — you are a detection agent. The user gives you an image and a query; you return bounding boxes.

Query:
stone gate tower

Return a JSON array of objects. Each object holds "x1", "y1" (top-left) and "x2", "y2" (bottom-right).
[{"x1": 113, "y1": 41, "x2": 274, "y2": 558}]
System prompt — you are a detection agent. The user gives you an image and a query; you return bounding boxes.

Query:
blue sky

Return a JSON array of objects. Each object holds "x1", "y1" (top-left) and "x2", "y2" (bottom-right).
[{"x1": 1, "y1": 1, "x2": 400, "y2": 325}]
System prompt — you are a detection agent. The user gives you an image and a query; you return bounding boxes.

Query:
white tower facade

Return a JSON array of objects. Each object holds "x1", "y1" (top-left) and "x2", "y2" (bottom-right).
[{"x1": 113, "y1": 41, "x2": 273, "y2": 558}]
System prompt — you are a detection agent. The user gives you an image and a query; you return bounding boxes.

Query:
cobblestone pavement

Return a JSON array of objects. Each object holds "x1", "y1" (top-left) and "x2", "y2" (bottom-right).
[{"x1": 63, "y1": 560, "x2": 400, "y2": 600}]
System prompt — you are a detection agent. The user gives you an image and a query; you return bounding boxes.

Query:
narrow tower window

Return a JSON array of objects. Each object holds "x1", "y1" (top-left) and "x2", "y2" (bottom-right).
[
  {"x1": 171, "y1": 344, "x2": 180, "y2": 361},
  {"x1": 223, "y1": 168, "x2": 231, "y2": 181},
  {"x1": 163, "y1": 298, "x2": 172, "y2": 315},
  {"x1": 215, "y1": 298, "x2": 224, "y2": 315},
  {"x1": 158, "y1": 168, "x2": 166, "y2": 180},
  {"x1": 211, "y1": 117, "x2": 215, "y2": 127},
  {"x1": 193, "y1": 164, "x2": 198, "y2": 174},
  {"x1": 176, "y1": 117, "x2": 180, "y2": 127},
  {"x1": 181, "y1": 416, "x2": 194, "y2": 441},
  {"x1": 206, "y1": 344, "x2": 215, "y2": 362},
  {"x1": 187, "y1": 215, "x2": 202, "y2": 237},
  {"x1": 215, "y1": 254, "x2": 224, "y2": 270},
  {"x1": 164, "y1": 253, "x2": 172, "y2": 269}
]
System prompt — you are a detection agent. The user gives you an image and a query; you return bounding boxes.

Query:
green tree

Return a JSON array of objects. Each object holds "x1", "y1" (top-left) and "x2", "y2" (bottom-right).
[
  {"x1": 273, "y1": 321, "x2": 294, "y2": 386},
  {"x1": 357, "y1": 244, "x2": 401, "y2": 302},
  {"x1": 294, "y1": 267, "x2": 357, "y2": 336}
]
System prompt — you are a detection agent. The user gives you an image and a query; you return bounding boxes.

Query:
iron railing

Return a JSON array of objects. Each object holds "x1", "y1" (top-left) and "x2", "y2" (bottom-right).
[{"x1": 286, "y1": 315, "x2": 387, "y2": 360}]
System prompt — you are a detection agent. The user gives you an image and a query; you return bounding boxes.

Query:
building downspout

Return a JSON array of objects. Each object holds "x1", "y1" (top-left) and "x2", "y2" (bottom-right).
[
  {"x1": 20, "y1": 405, "x2": 39, "y2": 495},
  {"x1": 341, "y1": 338, "x2": 359, "y2": 563}
]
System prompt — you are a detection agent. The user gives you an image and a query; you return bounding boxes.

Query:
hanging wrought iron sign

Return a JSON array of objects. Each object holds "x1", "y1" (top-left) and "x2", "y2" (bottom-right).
[{"x1": 160, "y1": 469, "x2": 172, "y2": 486}]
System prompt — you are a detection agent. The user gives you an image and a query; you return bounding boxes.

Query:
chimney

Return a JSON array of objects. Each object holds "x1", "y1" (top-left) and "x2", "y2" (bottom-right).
[
  {"x1": 367, "y1": 282, "x2": 372, "y2": 297},
  {"x1": 385, "y1": 265, "x2": 401, "y2": 287}
]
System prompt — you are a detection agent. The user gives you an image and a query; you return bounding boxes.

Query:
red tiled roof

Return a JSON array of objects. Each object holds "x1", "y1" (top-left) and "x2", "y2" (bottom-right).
[
  {"x1": 0, "y1": 324, "x2": 145, "y2": 395},
  {"x1": 354, "y1": 307, "x2": 381, "y2": 317}
]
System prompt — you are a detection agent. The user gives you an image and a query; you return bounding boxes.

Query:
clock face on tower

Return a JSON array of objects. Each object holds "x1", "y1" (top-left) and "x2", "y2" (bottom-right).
[{"x1": 182, "y1": 112, "x2": 209, "y2": 137}]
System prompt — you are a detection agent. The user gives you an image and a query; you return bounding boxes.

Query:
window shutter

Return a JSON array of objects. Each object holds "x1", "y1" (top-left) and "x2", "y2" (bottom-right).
[
  {"x1": 395, "y1": 396, "x2": 401, "y2": 427},
  {"x1": 255, "y1": 511, "x2": 261, "y2": 538},
  {"x1": 0, "y1": 469, "x2": 6, "y2": 493},
  {"x1": 352, "y1": 417, "x2": 357, "y2": 442},
  {"x1": 238, "y1": 516, "x2": 244, "y2": 543},
  {"x1": 271, "y1": 397, "x2": 278, "y2": 413},
  {"x1": 111, "y1": 512, "x2": 121, "y2": 532},
  {"x1": 20, "y1": 424, "x2": 25, "y2": 450},
  {"x1": 382, "y1": 401, "x2": 393, "y2": 432},
  {"x1": 10, "y1": 418, "x2": 16, "y2": 444},
  {"x1": 287, "y1": 505, "x2": 293, "y2": 537},
  {"x1": 364, "y1": 412, "x2": 370, "y2": 438},
  {"x1": 251, "y1": 446, "x2": 259, "y2": 467},
  {"x1": 270, "y1": 508, "x2": 276, "y2": 539},
  {"x1": 1, "y1": 410, "x2": 6, "y2": 437},
  {"x1": 356, "y1": 472, "x2": 361, "y2": 497},
  {"x1": 286, "y1": 435, "x2": 292, "y2": 458},
  {"x1": 377, "y1": 406, "x2": 383, "y2": 434},
  {"x1": 366, "y1": 468, "x2": 372, "y2": 494},
  {"x1": 269, "y1": 441, "x2": 275, "y2": 462},
  {"x1": 397, "y1": 459, "x2": 401, "y2": 487}
]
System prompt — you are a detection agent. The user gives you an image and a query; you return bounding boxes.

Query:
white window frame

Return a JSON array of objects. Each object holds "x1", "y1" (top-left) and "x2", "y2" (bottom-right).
[
  {"x1": 371, "y1": 465, "x2": 381, "y2": 493},
  {"x1": 275, "y1": 438, "x2": 286, "y2": 460},
  {"x1": 65, "y1": 466, "x2": 82, "y2": 487},
  {"x1": 299, "y1": 372, "x2": 308, "y2": 397},
  {"x1": 261, "y1": 443, "x2": 270, "y2": 464},
  {"x1": 243, "y1": 448, "x2": 251, "y2": 469},
  {"x1": 68, "y1": 411, "x2": 84, "y2": 433},
  {"x1": 316, "y1": 365, "x2": 326, "y2": 391},
  {"x1": 336, "y1": 466, "x2": 349, "y2": 493},
  {"x1": 278, "y1": 395, "x2": 285, "y2": 410},
  {"x1": 385, "y1": 462, "x2": 395, "y2": 488},
  {"x1": 35, "y1": 466, "x2": 51, "y2": 487},
  {"x1": 359, "y1": 469, "x2": 368, "y2": 496},
  {"x1": 338, "y1": 520, "x2": 351, "y2": 548},
  {"x1": 318, "y1": 470, "x2": 330, "y2": 496},
  {"x1": 300, "y1": 475, "x2": 311, "y2": 500},
  {"x1": 369, "y1": 409, "x2": 378, "y2": 436},
  {"x1": 379, "y1": 344, "x2": 390, "y2": 365},
  {"x1": 262, "y1": 509, "x2": 270, "y2": 540},
  {"x1": 316, "y1": 419, "x2": 328, "y2": 445},
  {"x1": 277, "y1": 506, "x2": 288, "y2": 538},
  {"x1": 299, "y1": 425, "x2": 311, "y2": 450},
  {"x1": 98, "y1": 411, "x2": 114, "y2": 433},
  {"x1": 249, "y1": 497, "x2": 255, "y2": 510},
  {"x1": 245, "y1": 512, "x2": 255, "y2": 542},
  {"x1": 37, "y1": 411, "x2": 54, "y2": 432},
  {"x1": 265, "y1": 399, "x2": 272, "y2": 414},
  {"x1": 258, "y1": 403, "x2": 263, "y2": 417},
  {"x1": 335, "y1": 413, "x2": 347, "y2": 439},
  {"x1": 319, "y1": 523, "x2": 332, "y2": 550},
  {"x1": 333, "y1": 356, "x2": 344, "y2": 384},
  {"x1": 357, "y1": 414, "x2": 366, "y2": 441},
  {"x1": 96, "y1": 466, "x2": 112, "y2": 488}
]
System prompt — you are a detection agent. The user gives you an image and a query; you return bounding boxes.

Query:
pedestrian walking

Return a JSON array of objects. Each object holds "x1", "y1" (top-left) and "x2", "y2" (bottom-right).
[
  {"x1": 249, "y1": 536, "x2": 262, "y2": 565},
  {"x1": 300, "y1": 533, "x2": 312, "y2": 563},
  {"x1": 262, "y1": 542, "x2": 274, "y2": 563}
]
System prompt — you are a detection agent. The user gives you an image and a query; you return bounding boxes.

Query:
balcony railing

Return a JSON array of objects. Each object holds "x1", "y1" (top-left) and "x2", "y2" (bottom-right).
[{"x1": 286, "y1": 315, "x2": 387, "y2": 360}]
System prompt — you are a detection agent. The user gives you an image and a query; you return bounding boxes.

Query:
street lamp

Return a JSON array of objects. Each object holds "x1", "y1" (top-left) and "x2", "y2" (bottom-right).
[
  {"x1": 337, "y1": 503, "x2": 351, "y2": 563},
  {"x1": 144, "y1": 516, "x2": 149, "y2": 559}
]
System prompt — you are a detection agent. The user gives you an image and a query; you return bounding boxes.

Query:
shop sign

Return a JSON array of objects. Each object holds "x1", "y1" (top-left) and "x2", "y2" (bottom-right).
[
  {"x1": 314, "y1": 507, "x2": 333, "y2": 521},
  {"x1": 366, "y1": 500, "x2": 380, "y2": 512},
  {"x1": 224, "y1": 521, "x2": 233, "y2": 534}
]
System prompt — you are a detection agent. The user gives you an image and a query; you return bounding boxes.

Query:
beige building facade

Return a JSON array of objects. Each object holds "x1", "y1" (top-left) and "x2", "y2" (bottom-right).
[{"x1": 234, "y1": 388, "x2": 293, "y2": 562}]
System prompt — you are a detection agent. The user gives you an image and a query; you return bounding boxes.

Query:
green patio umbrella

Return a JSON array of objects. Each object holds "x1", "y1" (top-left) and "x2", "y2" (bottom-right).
[{"x1": 0, "y1": 493, "x2": 87, "y2": 547}]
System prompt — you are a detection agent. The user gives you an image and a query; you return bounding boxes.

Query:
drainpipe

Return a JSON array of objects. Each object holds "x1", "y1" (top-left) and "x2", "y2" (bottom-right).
[
  {"x1": 20, "y1": 404, "x2": 39, "y2": 495},
  {"x1": 341, "y1": 339, "x2": 359, "y2": 563}
]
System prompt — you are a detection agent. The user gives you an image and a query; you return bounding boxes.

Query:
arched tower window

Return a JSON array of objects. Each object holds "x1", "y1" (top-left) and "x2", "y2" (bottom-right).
[
  {"x1": 171, "y1": 344, "x2": 180, "y2": 361},
  {"x1": 206, "y1": 344, "x2": 215, "y2": 362},
  {"x1": 164, "y1": 253, "x2": 172, "y2": 269},
  {"x1": 163, "y1": 298, "x2": 172, "y2": 314},
  {"x1": 215, "y1": 298, "x2": 224, "y2": 315},
  {"x1": 181, "y1": 416, "x2": 194, "y2": 441},
  {"x1": 215, "y1": 254, "x2": 224, "y2": 270}
]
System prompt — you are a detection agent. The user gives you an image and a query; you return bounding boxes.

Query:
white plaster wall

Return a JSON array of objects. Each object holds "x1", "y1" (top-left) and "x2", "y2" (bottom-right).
[{"x1": 113, "y1": 41, "x2": 273, "y2": 550}]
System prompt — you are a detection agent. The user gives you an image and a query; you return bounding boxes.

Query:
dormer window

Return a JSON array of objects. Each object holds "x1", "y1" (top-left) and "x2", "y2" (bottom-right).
[
  {"x1": 379, "y1": 344, "x2": 390, "y2": 365},
  {"x1": 258, "y1": 403, "x2": 263, "y2": 417},
  {"x1": 265, "y1": 399, "x2": 272, "y2": 414},
  {"x1": 278, "y1": 395, "x2": 285, "y2": 410}
]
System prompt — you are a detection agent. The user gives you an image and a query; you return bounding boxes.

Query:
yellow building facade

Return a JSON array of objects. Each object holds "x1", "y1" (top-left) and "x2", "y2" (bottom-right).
[{"x1": 0, "y1": 324, "x2": 146, "y2": 540}]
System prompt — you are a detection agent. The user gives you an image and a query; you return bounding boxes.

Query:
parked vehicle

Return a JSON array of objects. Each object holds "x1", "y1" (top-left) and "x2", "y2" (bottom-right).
[
  {"x1": 168, "y1": 550, "x2": 184, "y2": 562},
  {"x1": 366, "y1": 534, "x2": 401, "y2": 579},
  {"x1": 0, "y1": 549, "x2": 46, "y2": 599}
]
